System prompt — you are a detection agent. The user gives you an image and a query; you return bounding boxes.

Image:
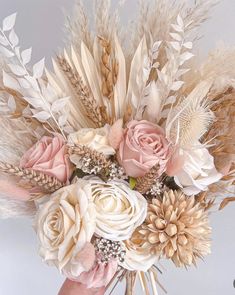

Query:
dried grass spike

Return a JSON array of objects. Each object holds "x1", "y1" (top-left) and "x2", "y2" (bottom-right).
[
  {"x1": 0, "y1": 162, "x2": 64, "y2": 193},
  {"x1": 57, "y1": 56, "x2": 105, "y2": 127},
  {"x1": 135, "y1": 165, "x2": 161, "y2": 195}
]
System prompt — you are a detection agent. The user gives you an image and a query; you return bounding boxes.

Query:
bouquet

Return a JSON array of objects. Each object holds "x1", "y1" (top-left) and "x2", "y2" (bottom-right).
[{"x1": 0, "y1": 0, "x2": 235, "y2": 294}]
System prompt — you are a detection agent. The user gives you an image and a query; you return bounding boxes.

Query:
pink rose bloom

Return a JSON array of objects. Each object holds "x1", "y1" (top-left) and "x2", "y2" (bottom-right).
[
  {"x1": 75, "y1": 258, "x2": 118, "y2": 289},
  {"x1": 118, "y1": 120, "x2": 170, "y2": 177},
  {"x1": 20, "y1": 135, "x2": 72, "y2": 183}
]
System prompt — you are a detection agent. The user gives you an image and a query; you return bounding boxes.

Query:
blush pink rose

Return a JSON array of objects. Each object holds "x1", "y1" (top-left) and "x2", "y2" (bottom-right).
[
  {"x1": 76, "y1": 258, "x2": 118, "y2": 289},
  {"x1": 20, "y1": 135, "x2": 72, "y2": 183},
  {"x1": 118, "y1": 120, "x2": 171, "y2": 177}
]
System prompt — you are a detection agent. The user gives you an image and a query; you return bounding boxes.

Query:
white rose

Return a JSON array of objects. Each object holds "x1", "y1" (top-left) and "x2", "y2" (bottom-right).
[
  {"x1": 35, "y1": 180, "x2": 96, "y2": 278},
  {"x1": 174, "y1": 144, "x2": 222, "y2": 195},
  {"x1": 68, "y1": 125, "x2": 115, "y2": 156},
  {"x1": 120, "y1": 231, "x2": 156, "y2": 272},
  {"x1": 89, "y1": 177, "x2": 147, "y2": 241}
]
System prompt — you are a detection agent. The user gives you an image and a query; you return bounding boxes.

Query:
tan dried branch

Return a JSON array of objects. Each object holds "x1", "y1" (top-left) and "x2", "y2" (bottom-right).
[
  {"x1": 125, "y1": 271, "x2": 137, "y2": 295},
  {"x1": 57, "y1": 56, "x2": 106, "y2": 127},
  {"x1": 195, "y1": 191, "x2": 215, "y2": 211},
  {"x1": 135, "y1": 165, "x2": 160, "y2": 195},
  {"x1": 0, "y1": 162, "x2": 64, "y2": 193}
]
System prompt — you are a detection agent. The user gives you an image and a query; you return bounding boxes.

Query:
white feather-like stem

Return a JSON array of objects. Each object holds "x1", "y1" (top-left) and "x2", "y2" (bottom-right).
[
  {"x1": 113, "y1": 34, "x2": 126, "y2": 118},
  {"x1": 0, "y1": 195, "x2": 36, "y2": 219}
]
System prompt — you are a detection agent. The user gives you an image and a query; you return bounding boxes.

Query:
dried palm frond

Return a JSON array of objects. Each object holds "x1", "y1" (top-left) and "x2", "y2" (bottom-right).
[{"x1": 140, "y1": 190, "x2": 211, "y2": 267}]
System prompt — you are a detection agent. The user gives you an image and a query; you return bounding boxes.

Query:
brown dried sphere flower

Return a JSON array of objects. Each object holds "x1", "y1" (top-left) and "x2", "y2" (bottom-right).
[{"x1": 140, "y1": 190, "x2": 211, "y2": 267}]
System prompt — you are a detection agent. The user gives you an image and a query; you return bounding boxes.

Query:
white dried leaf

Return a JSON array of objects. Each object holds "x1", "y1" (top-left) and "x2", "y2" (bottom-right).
[
  {"x1": 157, "y1": 69, "x2": 168, "y2": 85},
  {"x1": 165, "y1": 96, "x2": 177, "y2": 105},
  {"x1": 18, "y1": 77, "x2": 31, "y2": 88},
  {"x1": 51, "y1": 97, "x2": 69, "y2": 113},
  {"x1": 171, "y1": 24, "x2": 183, "y2": 32},
  {"x1": 24, "y1": 97, "x2": 50, "y2": 110},
  {"x1": 180, "y1": 52, "x2": 194, "y2": 65},
  {"x1": 58, "y1": 114, "x2": 67, "y2": 126},
  {"x1": 22, "y1": 105, "x2": 31, "y2": 116},
  {"x1": 2, "y1": 13, "x2": 17, "y2": 31},
  {"x1": 21, "y1": 47, "x2": 32, "y2": 65},
  {"x1": 33, "y1": 58, "x2": 45, "y2": 78},
  {"x1": 170, "y1": 33, "x2": 182, "y2": 41},
  {"x1": 33, "y1": 111, "x2": 50, "y2": 122},
  {"x1": 9, "y1": 29, "x2": 18, "y2": 47},
  {"x1": 7, "y1": 95, "x2": 16, "y2": 111},
  {"x1": 170, "y1": 41, "x2": 181, "y2": 51},
  {"x1": 14, "y1": 46, "x2": 20, "y2": 59},
  {"x1": 0, "y1": 45, "x2": 14, "y2": 57},
  {"x1": 171, "y1": 81, "x2": 185, "y2": 91},
  {"x1": 25, "y1": 76, "x2": 39, "y2": 91},
  {"x1": 152, "y1": 41, "x2": 162, "y2": 52},
  {"x1": 0, "y1": 35, "x2": 8, "y2": 46},
  {"x1": 3, "y1": 70, "x2": 20, "y2": 90},
  {"x1": 177, "y1": 15, "x2": 184, "y2": 28},
  {"x1": 8, "y1": 64, "x2": 26, "y2": 76},
  {"x1": 176, "y1": 68, "x2": 190, "y2": 78},
  {"x1": 183, "y1": 42, "x2": 193, "y2": 49}
]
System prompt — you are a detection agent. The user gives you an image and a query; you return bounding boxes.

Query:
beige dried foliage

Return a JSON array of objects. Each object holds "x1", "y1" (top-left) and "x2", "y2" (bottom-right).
[
  {"x1": 140, "y1": 190, "x2": 211, "y2": 267},
  {"x1": 205, "y1": 90, "x2": 235, "y2": 173}
]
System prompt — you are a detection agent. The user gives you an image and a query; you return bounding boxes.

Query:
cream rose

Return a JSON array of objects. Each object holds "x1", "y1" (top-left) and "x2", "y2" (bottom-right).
[
  {"x1": 120, "y1": 232, "x2": 156, "y2": 272},
  {"x1": 174, "y1": 144, "x2": 222, "y2": 195},
  {"x1": 35, "y1": 180, "x2": 96, "y2": 278},
  {"x1": 88, "y1": 177, "x2": 147, "y2": 241},
  {"x1": 68, "y1": 125, "x2": 115, "y2": 156}
]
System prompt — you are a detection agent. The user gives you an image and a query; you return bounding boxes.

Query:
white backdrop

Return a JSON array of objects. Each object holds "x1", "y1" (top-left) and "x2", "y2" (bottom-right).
[{"x1": 0, "y1": 1, "x2": 235, "y2": 294}]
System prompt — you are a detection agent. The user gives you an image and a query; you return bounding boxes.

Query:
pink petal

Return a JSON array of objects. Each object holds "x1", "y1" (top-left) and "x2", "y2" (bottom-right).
[
  {"x1": 108, "y1": 119, "x2": 124, "y2": 150},
  {"x1": 166, "y1": 149, "x2": 185, "y2": 176}
]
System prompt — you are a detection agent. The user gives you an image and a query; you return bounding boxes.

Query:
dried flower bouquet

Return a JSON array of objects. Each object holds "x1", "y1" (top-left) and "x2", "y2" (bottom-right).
[{"x1": 0, "y1": 0, "x2": 234, "y2": 294}]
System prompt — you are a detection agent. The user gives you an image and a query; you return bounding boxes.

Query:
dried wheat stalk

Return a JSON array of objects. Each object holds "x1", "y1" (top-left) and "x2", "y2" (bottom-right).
[
  {"x1": 0, "y1": 162, "x2": 64, "y2": 193},
  {"x1": 57, "y1": 56, "x2": 106, "y2": 127},
  {"x1": 68, "y1": 144, "x2": 112, "y2": 170},
  {"x1": 99, "y1": 36, "x2": 119, "y2": 121},
  {"x1": 135, "y1": 165, "x2": 160, "y2": 195}
]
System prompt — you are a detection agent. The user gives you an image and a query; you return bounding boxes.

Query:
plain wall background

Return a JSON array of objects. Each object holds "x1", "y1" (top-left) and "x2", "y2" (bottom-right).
[{"x1": 0, "y1": 0, "x2": 235, "y2": 294}]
